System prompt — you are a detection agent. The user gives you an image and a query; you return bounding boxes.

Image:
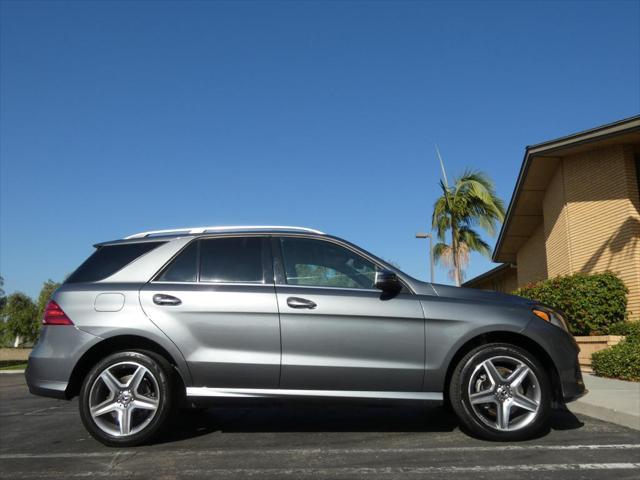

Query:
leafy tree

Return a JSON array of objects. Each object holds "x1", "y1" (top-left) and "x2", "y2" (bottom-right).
[
  {"x1": 0, "y1": 275, "x2": 6, "y2": 311},
  {"x1": 3, "y1": 292, "x2": 38, "y2": 347},
  {"x1": 0, "y1": 276, "x2": 9, "y2": 346},
  {"x1": 37, "y1": 279, "x2": 61, "y2": 320},
  {"x1": 432, "y1": 170, "x2": 505, "y2": 286}
]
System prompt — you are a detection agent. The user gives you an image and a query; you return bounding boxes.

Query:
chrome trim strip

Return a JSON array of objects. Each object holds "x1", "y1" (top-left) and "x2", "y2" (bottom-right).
[
  {"x1": 186, "y1": 387, "x2": 443, "y2": 401},
  {"x1": 126, "y1": 226, "x2": 325, "y2": 239}
]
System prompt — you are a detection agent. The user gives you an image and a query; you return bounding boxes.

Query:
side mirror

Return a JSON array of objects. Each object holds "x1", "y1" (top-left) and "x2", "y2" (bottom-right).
[{"x1": 375, "y1": 270, "x2": 401, "y2": 292}]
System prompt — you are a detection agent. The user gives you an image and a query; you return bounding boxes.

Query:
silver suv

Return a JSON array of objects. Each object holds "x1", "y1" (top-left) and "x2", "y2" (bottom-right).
[{"x1": 26, "y1": 226, "x2": 585, "y2": 446}]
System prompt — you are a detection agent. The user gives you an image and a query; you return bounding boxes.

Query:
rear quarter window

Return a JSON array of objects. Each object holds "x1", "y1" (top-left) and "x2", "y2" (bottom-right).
[{"x1": 65, "y1": 242, "x2": 165, "y2": 283}]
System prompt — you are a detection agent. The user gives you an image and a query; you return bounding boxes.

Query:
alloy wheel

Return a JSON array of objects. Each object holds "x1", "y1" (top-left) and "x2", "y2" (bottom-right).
[
  {"x1": 467, "y1": 355, "x2": 541, "y2": 431},
  {"x1": 88, "y1": 361, "x2": 160, "y2": 437}
]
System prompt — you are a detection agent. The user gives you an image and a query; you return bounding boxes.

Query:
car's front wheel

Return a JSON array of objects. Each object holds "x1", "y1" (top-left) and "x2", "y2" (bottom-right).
[
  {"x1": 449, "y1": 343, "x2": 551, "y2": 441},
  {"x1": 79, "y1": 350, "x2": 173, "y2": 447}
]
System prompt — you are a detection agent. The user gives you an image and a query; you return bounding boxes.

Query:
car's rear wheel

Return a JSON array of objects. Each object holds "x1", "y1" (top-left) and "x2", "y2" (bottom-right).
[
  {"x1": 449, "y1": 343, "x2": 551, "y2": 441},
  {"x1": 79, "y1": 351, "x2": 173, "y2": 447}
]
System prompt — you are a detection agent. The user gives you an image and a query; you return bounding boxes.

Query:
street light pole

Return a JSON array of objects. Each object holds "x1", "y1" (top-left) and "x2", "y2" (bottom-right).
[{"x1": 415, "y1": 232, "x2": 434, "y2": 283}]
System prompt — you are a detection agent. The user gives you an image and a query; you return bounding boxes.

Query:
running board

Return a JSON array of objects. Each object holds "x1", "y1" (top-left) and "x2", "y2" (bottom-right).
[{"x1": 186, "y1": 387, "x2": 443, "y2": 401}]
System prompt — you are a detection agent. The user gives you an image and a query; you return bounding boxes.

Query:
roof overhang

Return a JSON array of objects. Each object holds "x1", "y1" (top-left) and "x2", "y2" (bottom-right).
[
  {"x1": 462, "y1": 263, "x2": 515, "y2": 288},
  {"x1": 493, "y1": 115, "x2": 640, "y2": 263}
]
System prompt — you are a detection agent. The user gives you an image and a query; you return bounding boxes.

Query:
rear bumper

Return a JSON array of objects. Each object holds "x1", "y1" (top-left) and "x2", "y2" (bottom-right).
[
  {"x1": 25, "y1": 326, "x2": 100, "y2": 400},
  {"x1": 25, "y1": 376, "x2": 68, "y2": 399}
]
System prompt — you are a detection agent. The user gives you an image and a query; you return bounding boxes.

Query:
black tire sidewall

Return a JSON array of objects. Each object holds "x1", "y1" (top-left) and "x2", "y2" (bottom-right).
[
  {"x1": 79, "y1": 350, "x2": 173, "y2": 447},
  {"x1": 450, "y1": 343, "x2": 551, "y2": 441}
]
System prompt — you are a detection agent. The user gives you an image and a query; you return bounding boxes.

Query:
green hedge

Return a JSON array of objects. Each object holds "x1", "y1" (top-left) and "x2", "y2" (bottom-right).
[
  {"x1": 604, "y1": 321, "x2": 640, "y2": 341},
  {"x1": 513, "y1": 272, "x2": 628, "y2": 336},
  {"x1": 591, "y1": 337, "x2": 640, "y2": 382}
]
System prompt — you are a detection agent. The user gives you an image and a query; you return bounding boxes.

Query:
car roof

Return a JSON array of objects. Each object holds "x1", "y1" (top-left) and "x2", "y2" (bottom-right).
[{"x1": 95, "y1": 226, "x2": 326, "y2": 246}]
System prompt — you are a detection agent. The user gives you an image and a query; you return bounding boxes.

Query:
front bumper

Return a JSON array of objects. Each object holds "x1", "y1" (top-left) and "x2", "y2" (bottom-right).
[
  {"x1": 559, "y1": 357, "x2": 587, "y2": 403},
  {"x1": 25, "y1": 325, "x2": 100, "y2": 400},
  {"x1": 522, "y1": 318, "x2": 586, "y2": 403}
]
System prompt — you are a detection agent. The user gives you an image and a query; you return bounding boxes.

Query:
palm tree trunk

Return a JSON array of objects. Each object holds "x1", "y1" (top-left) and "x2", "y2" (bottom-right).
[{"x1": 451, "y1": 219, "x2": 460, "y2": 287}]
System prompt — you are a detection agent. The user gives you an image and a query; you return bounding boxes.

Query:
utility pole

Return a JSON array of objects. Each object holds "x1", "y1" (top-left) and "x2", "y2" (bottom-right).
[{"x1": 415, "y1": 232, "x2": 434, "y2": 283}]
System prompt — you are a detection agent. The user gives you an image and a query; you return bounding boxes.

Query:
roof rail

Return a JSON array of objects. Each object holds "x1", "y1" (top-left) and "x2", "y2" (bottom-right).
[{"x1": 125, "y1": 225, "x2": 325, "y2": 239}]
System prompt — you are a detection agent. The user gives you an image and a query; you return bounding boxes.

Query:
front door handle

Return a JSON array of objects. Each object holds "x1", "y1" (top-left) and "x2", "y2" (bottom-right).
[
  {"x1": 153, "y1": 294, "x2": 182, "y2": 306},
  {"x1": 287, "y1": 297, "x2": 317, "y2": 309}
]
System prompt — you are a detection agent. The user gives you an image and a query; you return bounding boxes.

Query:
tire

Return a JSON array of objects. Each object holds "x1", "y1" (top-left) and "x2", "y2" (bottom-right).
[
  {"x1": 79, "y1": 350, "x2": 173, "y2": 447},
  {"x1": 449, "y1": 343, "x2": 551, "y2": 441}
]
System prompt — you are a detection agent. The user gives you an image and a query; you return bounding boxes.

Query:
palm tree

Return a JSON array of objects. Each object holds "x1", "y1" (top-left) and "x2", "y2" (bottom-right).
[{"x1": 432, "y1": 169, "x2": 505, "y2": 286}]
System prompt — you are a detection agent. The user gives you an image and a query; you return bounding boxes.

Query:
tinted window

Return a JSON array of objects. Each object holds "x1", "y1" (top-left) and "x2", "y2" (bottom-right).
[
  {"x1": 66, "y1": 242, "x2": 164, "y2": 283},
  {"x1": 280, "y1": 238, "x2": 376, "y2": 289},
  {"x1": 199, "y1": 237, "x2": 265, "y2": 283},
  {"x1": 156, "y1": 241, "x2": 198, "y2": 282}
]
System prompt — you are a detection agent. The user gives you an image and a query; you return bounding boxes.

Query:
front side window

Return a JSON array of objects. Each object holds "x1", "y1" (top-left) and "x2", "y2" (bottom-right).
[
  {"x1": 280, "y1": 237, "x2": 376, "y2": 289},
  {"x1": 199, "y1": 237, "x2": 265, "y2": 283}
]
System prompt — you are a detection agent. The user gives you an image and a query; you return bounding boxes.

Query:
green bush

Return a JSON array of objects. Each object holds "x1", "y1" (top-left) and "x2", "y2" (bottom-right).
[
  {"x1": 604, "y1": 321, "x2": 640, "y2": 342},
  {"x1": 592, "y1": 338, "x2": 640, "y2": 382},
  {"x1": 513, "y1": 271, "x2": 628, "y2": 336}
]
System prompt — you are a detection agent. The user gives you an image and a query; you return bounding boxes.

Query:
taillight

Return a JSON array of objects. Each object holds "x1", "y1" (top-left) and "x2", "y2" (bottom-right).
[{"x1": 43, "y1": 301, "x2": 74, "y2": 325}]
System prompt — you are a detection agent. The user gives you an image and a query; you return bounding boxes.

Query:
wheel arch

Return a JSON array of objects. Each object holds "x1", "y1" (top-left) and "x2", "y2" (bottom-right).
[
  {"x1": 442, "y1": 331, "x2": 563, "y2": 406},
  {"x1": 66, "y1": 334, "x2": 188, "y2": 399}
]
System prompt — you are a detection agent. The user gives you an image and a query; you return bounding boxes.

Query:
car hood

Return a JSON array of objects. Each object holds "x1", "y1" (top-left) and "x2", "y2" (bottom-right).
[{"x1": 421, "y1": 282, "x2": 535, "y2": 306}]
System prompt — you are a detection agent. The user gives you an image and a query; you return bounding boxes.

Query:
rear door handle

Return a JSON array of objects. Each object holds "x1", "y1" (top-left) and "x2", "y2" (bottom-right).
[
  {"x1": 153, "y1": 294, "x2": 182, "y2": 306},
  {"x1": 287, "y1": 297, "x2": 317, "y2": 309}
]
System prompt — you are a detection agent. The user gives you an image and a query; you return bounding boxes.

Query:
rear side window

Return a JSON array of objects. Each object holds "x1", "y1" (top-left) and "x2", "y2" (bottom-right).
[
  {"x1": 154, "y1": 237, "x2": 269, "y2": 284},
  {"x1": 66, "y1": 242, "x2": 164, "y2": 283},
  {"x1": 156, "y1": 241, "x2": 198, "y2": 282},
  {"x1": 199, "y1": 237, "x2": 265, "y2": 283}
]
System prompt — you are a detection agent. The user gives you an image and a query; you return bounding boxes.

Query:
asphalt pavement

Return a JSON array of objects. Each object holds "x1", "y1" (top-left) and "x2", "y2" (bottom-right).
[{"x1": 1, "y1": 375, "x2": 639, "y2": 479}]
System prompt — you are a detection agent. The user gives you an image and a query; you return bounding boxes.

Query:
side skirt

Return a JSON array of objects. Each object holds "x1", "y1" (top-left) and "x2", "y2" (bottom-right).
[{"x1": 186, "y1": 387, "x2": 443, "y2": 401}]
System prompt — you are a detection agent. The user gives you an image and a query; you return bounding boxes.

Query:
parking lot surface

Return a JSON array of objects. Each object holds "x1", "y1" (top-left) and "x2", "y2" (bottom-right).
[{"x1": 1, "y1": 375, "x2": 639, "y2": 479}]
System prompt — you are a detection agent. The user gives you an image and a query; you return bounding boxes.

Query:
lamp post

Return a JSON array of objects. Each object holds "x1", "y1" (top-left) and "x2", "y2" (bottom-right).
[{"x1": 415, "y1": 232, "x2": 434, "y2": 283}]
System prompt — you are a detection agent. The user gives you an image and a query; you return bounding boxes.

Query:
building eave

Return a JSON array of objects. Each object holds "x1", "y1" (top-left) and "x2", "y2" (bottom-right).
[
  {"x1": 462, "y1": 263, "x2": 514, "y2": 288},
  {"x1": 492, "y1": 114, "x2": 640, "y2": 263}
]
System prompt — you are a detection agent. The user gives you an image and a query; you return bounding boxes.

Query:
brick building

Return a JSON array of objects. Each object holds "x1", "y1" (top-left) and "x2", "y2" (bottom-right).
[{"x1": 464, "y1": 116, "x2": 640, "y2": 320}]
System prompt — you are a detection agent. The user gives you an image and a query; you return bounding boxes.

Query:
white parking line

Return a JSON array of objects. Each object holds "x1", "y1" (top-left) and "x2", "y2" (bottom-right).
[
  {"x1": 2, "y1": 463, "x2": 640, "y2": 478},
  {"x1": 1, "y1": 443, "x2": 639, "y2": 459}
]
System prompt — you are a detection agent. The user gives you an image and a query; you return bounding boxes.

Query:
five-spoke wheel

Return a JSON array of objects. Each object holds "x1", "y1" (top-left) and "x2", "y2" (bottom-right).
[
  {"x1": 467, "y1": 356, "x2": 541, "y2": 431},
  {"x1": 450, "y1": 343, "x2": 551, "y2": 441},
  {"x1": 79, "y1": 351, "x2": 173, "y2": 447},
  {"x1": 89, "y1": 361, "x2": 160, "y2": 436}
]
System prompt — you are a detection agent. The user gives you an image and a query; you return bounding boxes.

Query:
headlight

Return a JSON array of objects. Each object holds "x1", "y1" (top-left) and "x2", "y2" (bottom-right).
[{"x1": 532, "y1": 307, "x2": 570, "y2": 332}]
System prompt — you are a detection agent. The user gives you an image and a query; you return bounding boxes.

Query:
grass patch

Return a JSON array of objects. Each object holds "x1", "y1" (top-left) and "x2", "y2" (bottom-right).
[{"x1": 0, "y1": 360, "x2": 27, "y2": 370}]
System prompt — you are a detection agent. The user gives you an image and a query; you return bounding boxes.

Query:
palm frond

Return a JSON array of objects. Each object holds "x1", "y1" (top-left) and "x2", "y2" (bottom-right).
[{"x1": 429, "y1": 167, "x2": 505, "y2": 284}]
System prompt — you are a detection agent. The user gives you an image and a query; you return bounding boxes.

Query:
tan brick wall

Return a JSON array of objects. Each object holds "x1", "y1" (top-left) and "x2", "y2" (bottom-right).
[
  {"x1": 543, "y1": 164, "x2": 572, "y2": 277},
  {"x1": 562, "y1": 145, "x2": 639, "y2": 320},
  {"x1": 517, "y1": 224, "x2": 547, "y2": 286}
]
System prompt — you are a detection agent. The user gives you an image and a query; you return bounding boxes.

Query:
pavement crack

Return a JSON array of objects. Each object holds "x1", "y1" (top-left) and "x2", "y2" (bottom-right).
[{"x1": 107, "y1": 451, "x2": 138, "y2": 471}]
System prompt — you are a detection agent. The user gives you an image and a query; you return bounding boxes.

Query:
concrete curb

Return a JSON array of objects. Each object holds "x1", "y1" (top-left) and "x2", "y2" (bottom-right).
[
  {"x1": 567, "y1": 374, "x2": 640, "y2": 431},
  {"x1": 569, "y1": 400, "x2": 640, "y2": 431},
  {"x1": 0, "y1": 370, "x2": 25, "y2": 375}
]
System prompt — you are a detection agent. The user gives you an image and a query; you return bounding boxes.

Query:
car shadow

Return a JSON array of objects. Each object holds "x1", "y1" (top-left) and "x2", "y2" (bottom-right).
[{"x1": 155, "y1": 403, "x2": 584, "y2": 445}]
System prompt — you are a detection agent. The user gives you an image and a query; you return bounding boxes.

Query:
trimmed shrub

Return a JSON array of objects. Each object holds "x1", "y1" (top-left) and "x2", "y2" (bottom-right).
[
  {"x1": 604, "y1": 321, "x2": 640, "y2": 342},
  {"x1": 591, "y1": 338, "x2": 640, "y2": 382},
  {"x1": 513, "y1": 271, "x2": 628, "y2": 336}
]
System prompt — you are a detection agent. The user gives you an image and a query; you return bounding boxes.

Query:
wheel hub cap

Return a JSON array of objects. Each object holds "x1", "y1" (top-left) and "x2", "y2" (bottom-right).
[
  {"x1": 117, "y1": 389, "x2": 133, "y2": 407},
  {"x1": 494, "y1": 385, "x2": 513, "y2": 402}
]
